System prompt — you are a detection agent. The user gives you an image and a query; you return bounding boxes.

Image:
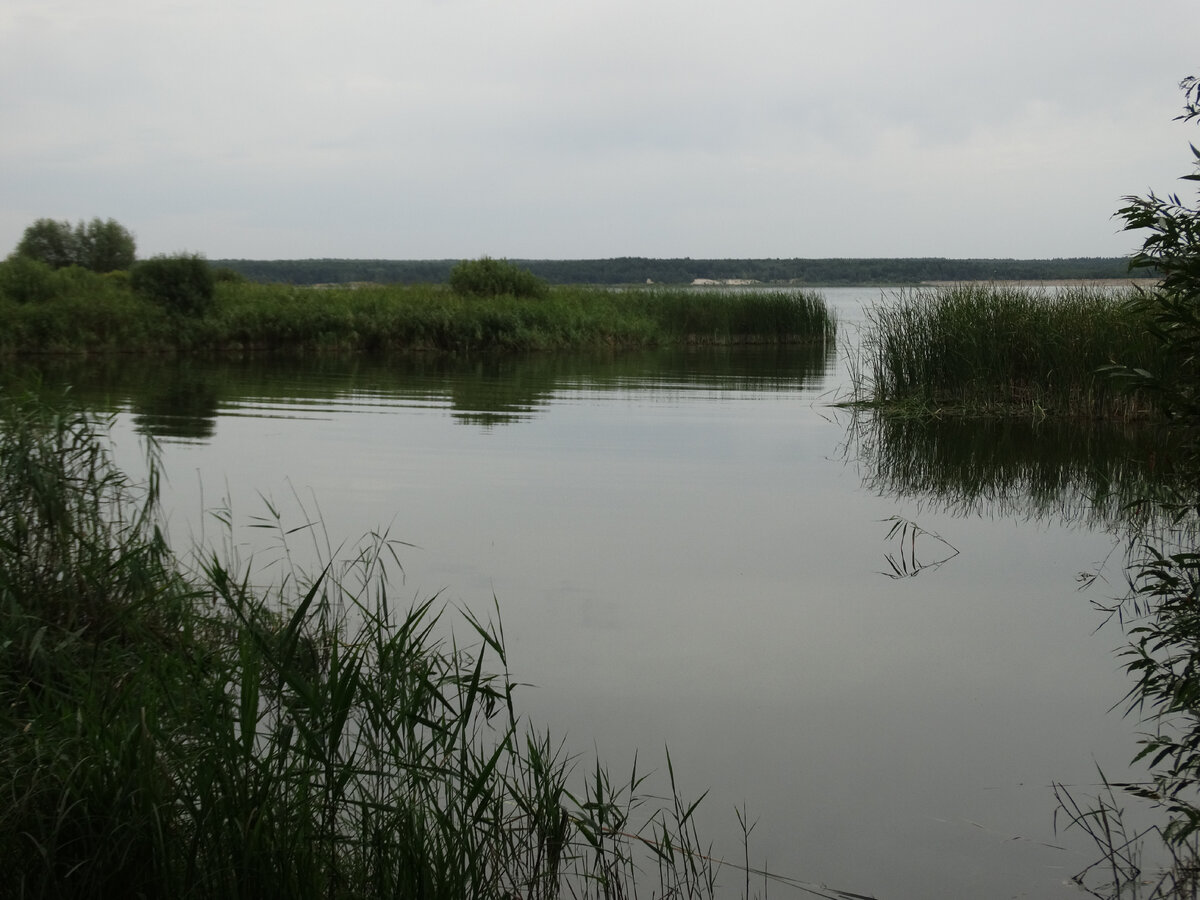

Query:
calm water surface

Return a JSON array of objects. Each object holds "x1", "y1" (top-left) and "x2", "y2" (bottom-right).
[{"x1": 22, "y1": 287, "x2": 1154, "y2": 898}]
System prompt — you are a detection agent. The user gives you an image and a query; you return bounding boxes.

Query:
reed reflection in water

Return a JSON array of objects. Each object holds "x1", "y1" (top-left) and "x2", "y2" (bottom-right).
[
  {"x1": 850, "y1": 410, "x2": 1177, "y2": 531},
  {"x1": 5, "y1": 315, "x2": 1157, "y2": 900}
]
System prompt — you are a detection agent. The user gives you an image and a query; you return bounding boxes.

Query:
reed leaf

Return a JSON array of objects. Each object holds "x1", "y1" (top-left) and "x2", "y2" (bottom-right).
[
  {"x1": 0, "y1": 389, "x2": 815, "y2": 899},
  {"x1": 855, "y1": 284, "x2": 1164, "y2": 419}
]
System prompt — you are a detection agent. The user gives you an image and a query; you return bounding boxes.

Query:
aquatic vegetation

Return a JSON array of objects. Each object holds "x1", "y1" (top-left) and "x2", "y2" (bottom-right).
[
  {"x1": 636, "y1": 287, "x2": 836, "y2": 345},
  {"x1": 1047, "y1": 76, "x2": 1200, "y2": 899},
  {"x1": 448, "y1": 256, "x2": 550, "y2": 300},
  {"x1": 1, "y1": 390, "x2": 824, "y2": 899},
  {"x1": 0, "y1": 275, "x2": 836, "y2": 355},
  {"x1": 854, "y1": 283, "x2": 1164, "y2": 419},
  {"x1": 131, "y1": 252, "x2": 217, "y2": 317}
]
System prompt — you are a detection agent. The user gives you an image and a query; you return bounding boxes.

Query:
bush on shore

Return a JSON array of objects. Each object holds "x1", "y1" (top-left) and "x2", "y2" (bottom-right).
[
  {"x1": 449, "y1": 256, "x2": 551, "y2": 300},
  {"x1": 130, "y1": 253, "x2": 217, "y2": 317}
]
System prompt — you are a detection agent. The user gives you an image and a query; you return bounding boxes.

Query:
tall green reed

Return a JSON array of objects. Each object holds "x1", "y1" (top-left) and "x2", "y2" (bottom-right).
[
  {"x1": 208, "y1": 284, "x2": 835, "y2": 353},
  {"x1": 0, "y1": 390, "x2": 802, "y2": 899},
  {"x1": 1, "y1": 280, "x2": 836, "y2": 355},
  {"x1": 857, "y1": 284, "x2": 1163, "y2": 418},
  {"x1": 637, "y1": 288, "x2": 836, "y2": 345}
]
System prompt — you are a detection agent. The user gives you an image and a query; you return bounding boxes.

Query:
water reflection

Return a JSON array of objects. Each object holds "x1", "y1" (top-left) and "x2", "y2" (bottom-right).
[
  {"x1": 878, "y1": 514, "x2": 961, "y2": 578},
  {"x1": 0, "y1": 335, "x2": 1151, "y2": 899},
  {"x1": 130, "y1": 362, "x2": 221, "y2": 441},
  {"x1": 849, "y1": 405, "x2": 1200, "y2": 894},
  {"x1": 850, "y1": 410, "x2": 1176, "y2": 531},
  {"x1": 5, "y1": 343, "x2": 837, "y2": 440}
]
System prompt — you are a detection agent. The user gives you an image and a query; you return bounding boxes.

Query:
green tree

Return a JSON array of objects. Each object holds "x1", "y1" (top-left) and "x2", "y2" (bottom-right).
[
  {"x1": 14, "y1": 218, "x2": 79, "y2": 270},
  {"x1": 1098, "y1": 76, "x2": 1200, "y2": 861},
  {"x1": 1116, "y1": 76, "x2": 1200, "y2": 466},
  {"x1": 0, "y1": 255, "x2": 58, "y2": 304},
  {"x1": 12, "y1": 217, "x2": 136, "y2": 272},
  {"x1": 130, "y1": 253, "x2": 215, "y2": 316},
  {"x1": 449, "y1": 256, "x2": 549, "y2": 300},
  {"x1": 76, "y1": 218, "x2": 136, "y2": 272}
]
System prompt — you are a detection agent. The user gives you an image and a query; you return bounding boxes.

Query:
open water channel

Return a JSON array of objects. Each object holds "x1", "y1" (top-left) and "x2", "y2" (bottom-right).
[{"x1": 17, "y1": 287, "x2": 1162, "y2": 898}]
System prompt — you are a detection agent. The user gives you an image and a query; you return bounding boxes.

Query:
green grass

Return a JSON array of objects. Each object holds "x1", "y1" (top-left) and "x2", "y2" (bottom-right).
[
  {"x1": 0, "y1": 269, "x2": 836, "y2": 355},
  {"x1": 0, "y1": 390, "x2": 783, "y2": 899},
  {"x1": 853, "y1": 284, "x2": 1164, "y2": 418}
]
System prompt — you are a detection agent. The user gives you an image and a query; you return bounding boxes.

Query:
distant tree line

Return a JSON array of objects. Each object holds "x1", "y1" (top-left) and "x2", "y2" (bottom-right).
[{"x1": 208, "y1": 256, "x2": 1154, "y2": 286}]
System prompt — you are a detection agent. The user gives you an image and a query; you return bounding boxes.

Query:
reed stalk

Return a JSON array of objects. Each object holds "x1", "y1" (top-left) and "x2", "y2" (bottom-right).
[
  {"x1": 0, "y1": 390, "x2": 803, "y2": 899},
  {"x1": 855, "y1": 284, "x2": 1163, "y2": 419},
  {"x1": 0, "y1": 275, "x2": 836, "y2": 356}
]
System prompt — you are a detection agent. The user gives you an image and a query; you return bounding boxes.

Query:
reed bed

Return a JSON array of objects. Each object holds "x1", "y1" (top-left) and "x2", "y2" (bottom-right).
[
  {"x1": 0, "y1": 391, "x2": 775, "y2": 899},
  {"x1": 633, "y1": 288, "x2": 837, "y2": 345},
  {"x1": 856, "y1": 284, "x2": 1163, "y2": 419},
  {"x1": 0, "y1": 274, "x2": 836, "y2": 355}
]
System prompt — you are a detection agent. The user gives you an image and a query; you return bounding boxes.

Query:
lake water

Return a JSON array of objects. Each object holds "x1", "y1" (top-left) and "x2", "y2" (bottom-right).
[{"x1": 18, "y1": 287, "x2": 1158, "y2": 898}]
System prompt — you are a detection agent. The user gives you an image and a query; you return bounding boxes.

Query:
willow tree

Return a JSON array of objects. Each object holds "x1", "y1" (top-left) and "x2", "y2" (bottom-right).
[{"x1": 13, "y1": 217, "x2": 136, "y2": 272}]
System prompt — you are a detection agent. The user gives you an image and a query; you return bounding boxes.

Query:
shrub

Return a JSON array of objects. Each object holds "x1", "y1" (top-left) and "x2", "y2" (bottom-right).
[
  {"x1": 131, "y1": 253, "x2": 216, "y2": 316},
  {"x1": 78, "y1": 218, "x2": 137, "y2": 273},
  {"x1": 1060, "y1": 74, "x2": 1200, "y2": 890},
  {"x1": 1117, "y1": 74, "x2": 1200, "y2": 455},
  {"x1": 212, "y1": 266, "x2": 247, "y2": 283},
  {"x1": 0, "y1": 254, "x2": 58, "y2": 304},
  {"x1": 449, "y1": 256, "x2": 549, "y2": 300},
  {"x1": 13, "y1": 218, "x2": 79, "y2": 270},
  {"x1": 12, "y1": 217, "x2": 136, "y2": 272}
]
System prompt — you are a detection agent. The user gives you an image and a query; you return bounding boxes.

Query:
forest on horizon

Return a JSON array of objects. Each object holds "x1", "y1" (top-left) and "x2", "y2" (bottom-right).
[{"x1": 209, "y1": 256, "x2": 1152, "y2": 287}]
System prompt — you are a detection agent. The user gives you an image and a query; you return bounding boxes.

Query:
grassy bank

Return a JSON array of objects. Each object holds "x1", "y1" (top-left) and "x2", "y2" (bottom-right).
[
  {"x1": 0, "y1": 269, "x2": 836, "y2": 355},
  {"x1": 852, "y1": 284, "x2": 1164, "y2": 418},
  {"x1": 0, "y1": 392, "x2": 758, "y2": 899}
]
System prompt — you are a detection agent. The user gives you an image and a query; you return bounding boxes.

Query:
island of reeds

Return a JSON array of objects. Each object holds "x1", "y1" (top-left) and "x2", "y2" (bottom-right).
[
  {"x1": 0, "y1": 245, "x2": 836, "y2": 356},
  {"x1": 851, "y1": 283, "x2": 1164, "y2": 419},
  {"x1": 845, "y1": 78, "x2": 1200, "y2": 898}
]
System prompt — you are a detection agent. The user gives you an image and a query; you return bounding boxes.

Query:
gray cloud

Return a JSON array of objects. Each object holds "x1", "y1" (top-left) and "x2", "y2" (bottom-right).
[{"x1": 2, "y1": 0, "x2": 1197, "y2": 260}]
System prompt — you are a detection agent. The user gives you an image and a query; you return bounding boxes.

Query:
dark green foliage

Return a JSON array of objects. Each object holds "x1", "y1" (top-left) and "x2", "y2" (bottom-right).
[
  {"x1": 0, "y1": 276, "x2": 177, "y2": 353},
  {"x1": 1101, "y1": 77, "x2": 1200, "y2": 856},
  {"x1": 14, "y1": 219, "x2": 79, "y2": 270},
  {"x1": 855, "y1": 284, "x2": 1163, "y2": 418},
  {"x1": 1043, "y1": 77, "x2": 1200, "y2": 896},
  {"x1": 77, "y1": 218, "x2": 137, "y2": 273},
  {"x1": 643, "y1": 288, "x2": 835, "y2": 343},
  {"x1": 210, "y1": 256, "x2": 1154, "y2": 287},
  {"x1": 449, "y1": 257, "x2": 550, "y2": 300},
  {"x1": 0, "y1": 255, "x2": 59, "y2": 304},
  {"x1": 0, "y1": 398, "x2": 191, "y2": 896},
  {"x1": 0, "y1": 275, "x2": 835, "y2": 354},
  {"x1": 1115, "y1": 76, "x2": 1200, "y2": 464},
  {"x1": 211, "y1": 266, "x2": 246, "y2": 283},
  {"x1": 12, "y1": 218, "x2": 136, "y2": 273},
  {"x1": 131, "y1": 253, "x2": 216, "y2": 316}
]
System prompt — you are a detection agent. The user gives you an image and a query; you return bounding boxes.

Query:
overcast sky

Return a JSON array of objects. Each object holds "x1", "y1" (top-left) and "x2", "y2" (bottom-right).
[{"x1": 2, "y1": 0, "x2": 1198, "y2": 261}]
